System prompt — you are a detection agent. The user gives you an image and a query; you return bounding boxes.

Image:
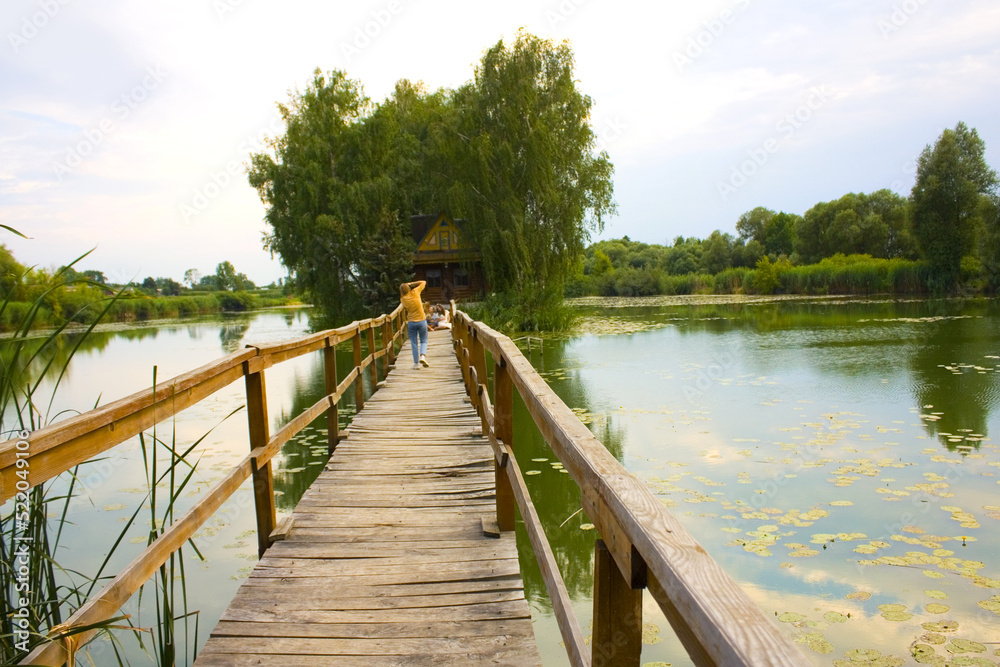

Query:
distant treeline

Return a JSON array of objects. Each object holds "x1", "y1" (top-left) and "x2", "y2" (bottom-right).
[
  {"x1": 0, "y1": 288, "x2": 299, "y2": 331},
  {"x1": 572, "y1": 121, "x2": 999, "y2": 298},
  {"x1": 0, "y1": 248, "x2": 300, "y2": 331}
]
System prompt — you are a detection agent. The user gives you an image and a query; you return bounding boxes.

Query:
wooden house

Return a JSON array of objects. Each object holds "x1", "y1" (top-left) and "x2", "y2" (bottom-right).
[{"x1": 410, "y1": 213, "x2": 486, "y2": 303}]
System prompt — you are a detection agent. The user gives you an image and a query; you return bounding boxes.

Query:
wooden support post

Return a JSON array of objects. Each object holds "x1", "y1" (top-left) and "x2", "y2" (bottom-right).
[
  {"x1": 366, "y1": 323, "x2": 377, "y2": 386},
  {"x1": 352, "y1": 327, "x2": 365, "y2": 412},
  {"x1": 324, "y1": 339, "x2": 339, "y2": 456},
  {"x1": 494, "y1": 357, "x2": 516, "y2": 532},
  {"x1": 471, "y1": 328, "x2": 487, "y2": 394},
  {"x1": 383, "y1": 319, "x2": 394, "y2": 369},
  {"x1": 592, "y1": 539, "x2": 642, "y2": 667},
  {"x1": 245, "y1": 369, "x2": 276, "y2": 558}
]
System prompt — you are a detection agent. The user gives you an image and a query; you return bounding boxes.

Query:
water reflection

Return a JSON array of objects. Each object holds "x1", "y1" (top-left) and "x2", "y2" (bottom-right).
[{"x1": 218, "y1": 317, "x2": 250, "y2": 353}]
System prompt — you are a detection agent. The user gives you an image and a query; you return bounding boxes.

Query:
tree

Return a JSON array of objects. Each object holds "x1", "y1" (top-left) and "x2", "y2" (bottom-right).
[
  {"x1": 215, "y1": 261, "x2": 238, "y2": 291},
  {"x1": 249, "y1": 71, "x2": 421, "y2": 321},
  {"x1": 981, "y1": 194, "x2": 1000, "y2": 292},
  {"x1": 183, "y1": 268, "x2": 200, "y2": 289},
  {"x1": 700, "y1": 230, "x2": 733, "y2": 274},
  {"x1": 911, "y1": 122, "x2": 998, "y2": 290},
  {"x1": 0, "y1": 245, "x2": 26, "y2": 297},
  {"x1": 81, "y1": 270, "x2": 106, "y2": 285},
  {"x1": 141, "y1": 276, "x2": 158, "y2": 294},
  {"x1": 736, "y1": 207, "x2": 774, "y2": 244},
  {"x1": 441, "y1": 32, "x2": 615, "y2": 325},
  {"x1": 156, "y1": 277, "x2": 182, "y2": 296}
]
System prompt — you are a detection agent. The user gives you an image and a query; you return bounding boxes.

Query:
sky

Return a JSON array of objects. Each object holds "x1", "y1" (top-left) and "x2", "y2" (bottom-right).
[{"x1": 1, "y1": 0, "x2": 998, "y2": 286}]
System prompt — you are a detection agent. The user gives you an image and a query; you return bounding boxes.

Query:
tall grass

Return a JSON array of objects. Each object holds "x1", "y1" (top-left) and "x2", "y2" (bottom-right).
[{"x1": 1, "y1": 240, "x2": 210, "y2": 665}]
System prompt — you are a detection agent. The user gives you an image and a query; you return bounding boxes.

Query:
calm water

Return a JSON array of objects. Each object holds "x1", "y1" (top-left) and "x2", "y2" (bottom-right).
[{"x1": 5, "y1": 298, "x2": 1000, "y2": 666}]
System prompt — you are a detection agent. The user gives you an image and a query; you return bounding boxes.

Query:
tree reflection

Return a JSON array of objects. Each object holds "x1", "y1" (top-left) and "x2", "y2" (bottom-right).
[{"x1": 908, "y1": 301, "x2": 999, "y2": 450}]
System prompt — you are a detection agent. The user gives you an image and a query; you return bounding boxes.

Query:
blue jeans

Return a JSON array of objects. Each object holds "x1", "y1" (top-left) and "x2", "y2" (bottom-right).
[{"x1": 407, "y1": 320, "x2": 428, "y2": 364}]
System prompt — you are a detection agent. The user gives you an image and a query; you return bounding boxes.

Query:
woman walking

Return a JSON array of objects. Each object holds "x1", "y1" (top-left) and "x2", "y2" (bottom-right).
[{"x1": 400, "y1": 280, "x2": 430, "y2": 369}]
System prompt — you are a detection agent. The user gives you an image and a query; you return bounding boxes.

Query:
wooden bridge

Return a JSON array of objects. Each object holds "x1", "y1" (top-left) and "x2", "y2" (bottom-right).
[{"x1": 1, "y1": 305, "x2": 808, "y2": 666}]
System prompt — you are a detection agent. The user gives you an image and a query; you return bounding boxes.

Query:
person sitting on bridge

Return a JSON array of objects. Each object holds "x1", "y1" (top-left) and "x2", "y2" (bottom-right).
[
  {"x1": 400, "y1": 280, "x2": 429, "y2": 369},
  {"x1": 428, "y1": 304, "x2": 451, "y2": 331}
]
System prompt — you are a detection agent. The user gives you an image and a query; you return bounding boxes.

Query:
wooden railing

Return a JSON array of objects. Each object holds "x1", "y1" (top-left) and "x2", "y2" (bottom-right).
[
  {"x1": 451, "y1": 310, "x2": 809, "y2": 667},
  {"x1": 0, "y1": 306, "x2": 407, "y2": 666}
]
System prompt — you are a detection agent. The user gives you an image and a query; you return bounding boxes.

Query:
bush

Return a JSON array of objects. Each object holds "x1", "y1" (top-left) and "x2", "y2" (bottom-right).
[{"x1": 218, "y1": 291, "x2": 254, "y2": 311}]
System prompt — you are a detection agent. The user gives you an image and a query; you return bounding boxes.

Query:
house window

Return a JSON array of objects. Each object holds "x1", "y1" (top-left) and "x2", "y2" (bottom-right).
[
  {"x1": 427, "y1": 269, "x2": 442, "y2": 288},
  {"x1": 454, "y1": 268, "x2": 469, "y2": 287},
  {"x1": 439, "y1": 231, "x2": 451, "y2": 251}
]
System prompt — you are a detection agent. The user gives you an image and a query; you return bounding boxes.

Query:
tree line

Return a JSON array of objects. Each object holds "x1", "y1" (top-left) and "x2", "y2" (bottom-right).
[
  {"x1": 575, "y1": 122, "x2": 999, "y2": 297},
  {"x1": 0, "y1": 249, "x2": 294, "y2": 330}
]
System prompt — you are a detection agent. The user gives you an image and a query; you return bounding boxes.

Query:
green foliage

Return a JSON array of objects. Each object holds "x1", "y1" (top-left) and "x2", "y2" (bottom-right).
[
  {"x1": 981, "y1": 194, "x2": 1000, "y2": 292},
  {"x1": 911, "y1": 122, "x2": 998, "y2": 291},
  {"x1": 218, "y1": 291, "x2": 254, "y2": 312},
  {"x1": 250, "y1": 32, "x2": 614, "y2": 330},
  {"x1": 215, "y1": 261, "x2": 255, "y2": 291},
  {"x1": 752, "y1": 256, "x2": 780, "y2": 294},
  {"x1": 797, "y1": 190, "x2": 916, "y2": 264},
  {"x1": 465, "y1": 291, "x2": 576, "y2": 332},
  {"x1": 440, "y1": 32, "x2": 615, "y2": 328}
]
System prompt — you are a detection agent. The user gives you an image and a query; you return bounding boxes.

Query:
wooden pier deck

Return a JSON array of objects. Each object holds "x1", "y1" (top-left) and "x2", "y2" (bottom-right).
[{"x1": 196, "y1": 332, "x2": 541, "y2": 666}]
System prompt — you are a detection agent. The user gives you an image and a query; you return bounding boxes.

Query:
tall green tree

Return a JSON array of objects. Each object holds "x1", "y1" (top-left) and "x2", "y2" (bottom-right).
[
  {"x1": 981, "y1": 193, "x2": 1000, "y2": 292},
  {"x1": 441, "y1": 32, "x2": 615, "y2": 326},
  {"x1": 248, "y1": 71, "x2": 426, "y2": 321},
  {"x1": 911, "y1": 122, "x2": 998, "y2": 290}
]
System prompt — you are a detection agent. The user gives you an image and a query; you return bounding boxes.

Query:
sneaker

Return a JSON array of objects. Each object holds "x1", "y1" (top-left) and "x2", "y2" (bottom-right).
[
  {"x1": 420, "y1": 355, "x2": 430, "y2": 367},
  {"x1": 412, "y1": 363, "x2": 420, "y2": 370}
]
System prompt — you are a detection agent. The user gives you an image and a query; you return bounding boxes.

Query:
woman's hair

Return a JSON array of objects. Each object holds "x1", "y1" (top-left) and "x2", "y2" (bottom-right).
[{"x1": 400, "y1": 282, "x2": 410, "y2": 297}]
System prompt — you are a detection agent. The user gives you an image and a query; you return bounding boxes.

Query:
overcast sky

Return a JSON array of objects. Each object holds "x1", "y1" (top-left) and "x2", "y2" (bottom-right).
[{"x1": 2, "y1": 0, "x2": 998, "y2": 285}]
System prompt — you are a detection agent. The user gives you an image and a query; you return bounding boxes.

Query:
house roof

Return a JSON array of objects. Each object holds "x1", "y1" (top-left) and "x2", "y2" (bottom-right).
[{"x1": 410, "y1": 213, "x2": 480, "y2": 265}]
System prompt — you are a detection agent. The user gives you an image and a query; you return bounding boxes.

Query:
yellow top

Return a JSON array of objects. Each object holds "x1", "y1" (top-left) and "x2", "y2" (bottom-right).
[{"x1": 401, "y1": 283, "x2": 426, "y2": 323}]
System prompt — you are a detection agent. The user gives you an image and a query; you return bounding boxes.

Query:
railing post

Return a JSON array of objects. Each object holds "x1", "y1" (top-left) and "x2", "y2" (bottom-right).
[
  {"x1": 366, "y1": 322, "x2": 377, "y2": 386},
  {"x1": 352, "y1": 326, "x2": 365, "y2": 411},
  {"x1": 471, "y1": 328, "x2": 487, "y2": 393},
  {"x1": 592, "y1": 539, "x2": 642, "y2": 667},
  {"x1": 324, "y1": 338, "x2": 339, "y2": 456},
  {"x1": 245, "y1": 368, "x2": 276, "y2": 558},
  {"x1": 382, "y1": 317, "x2": 394, "y2": 371},
  {"x1": 494, "y1": 356, "x2": 516, "y2": 532}
]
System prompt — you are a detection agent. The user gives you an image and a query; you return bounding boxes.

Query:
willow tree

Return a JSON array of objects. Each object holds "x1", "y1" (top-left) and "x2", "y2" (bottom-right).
[
  {"x1": 248, "y1": 71, "x2": 419, "y2": 321},
  {"x1": 911, "y1": 122, "x2": 998, "y2": 291},
  {"x1": 442, "y1": 32, "x2": 616, "y2": 327}
]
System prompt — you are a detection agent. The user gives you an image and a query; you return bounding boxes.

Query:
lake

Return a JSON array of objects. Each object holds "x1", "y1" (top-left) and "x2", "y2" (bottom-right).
[{"x1": 5, "y1": 297, "x2": 1000, "y2": 665}]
